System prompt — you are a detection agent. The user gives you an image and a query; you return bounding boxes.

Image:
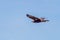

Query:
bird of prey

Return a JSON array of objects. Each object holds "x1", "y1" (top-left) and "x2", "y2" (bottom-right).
[{"x1": 26, "y1": 14, "x2": 49, "y2": 23}]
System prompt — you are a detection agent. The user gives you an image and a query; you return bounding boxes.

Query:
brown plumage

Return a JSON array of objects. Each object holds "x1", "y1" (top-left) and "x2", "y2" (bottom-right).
[{"x1": 26, "y1": 14, "x2": 49, "y2": 23}]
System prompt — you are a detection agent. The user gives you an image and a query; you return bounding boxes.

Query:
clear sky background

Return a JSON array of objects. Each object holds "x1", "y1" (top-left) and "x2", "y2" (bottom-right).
[{"x1": 0, "y1": 0, "x2": 60, "y2": 40}]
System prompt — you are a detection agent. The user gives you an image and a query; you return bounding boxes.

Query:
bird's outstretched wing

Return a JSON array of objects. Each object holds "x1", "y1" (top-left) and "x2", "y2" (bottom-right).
[{"x1": 26, "y1": 14, "x2": 39, "y2": 20}]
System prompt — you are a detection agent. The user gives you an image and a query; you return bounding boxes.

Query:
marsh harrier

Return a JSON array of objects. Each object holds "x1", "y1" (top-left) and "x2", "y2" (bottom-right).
[{"x1": 26, "y1": 14, "x2": 49, "y2": 23}]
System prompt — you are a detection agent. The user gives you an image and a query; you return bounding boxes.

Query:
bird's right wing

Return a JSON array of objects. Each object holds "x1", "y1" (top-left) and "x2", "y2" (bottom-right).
[{"x1": 26, "y1": 14, "x2": 39, "y2": 20}]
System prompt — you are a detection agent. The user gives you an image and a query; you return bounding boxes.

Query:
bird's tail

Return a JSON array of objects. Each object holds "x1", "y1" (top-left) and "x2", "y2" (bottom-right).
[{"x1": 45, "y1": 20, "x2": 49, "y2": 22}]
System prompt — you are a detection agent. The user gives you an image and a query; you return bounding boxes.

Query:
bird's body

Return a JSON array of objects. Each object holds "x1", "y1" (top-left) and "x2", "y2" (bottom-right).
[
  {"x1": 32, "y1": 19, "x2": 41, "y2": 23},
  {"x1": 26, "y1": 14, "x2": 49, "y2": 23}
]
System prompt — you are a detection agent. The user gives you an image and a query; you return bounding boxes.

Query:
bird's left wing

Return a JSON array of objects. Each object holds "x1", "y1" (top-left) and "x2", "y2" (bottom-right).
[{"x1": 26, "y1": 14, "x2": 39, "y2": 20}]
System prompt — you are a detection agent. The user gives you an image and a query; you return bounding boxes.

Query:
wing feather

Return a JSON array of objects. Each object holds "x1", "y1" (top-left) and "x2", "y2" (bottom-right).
[{"x1": 26, "y1": 14, "x2": 39, "y2": 20}]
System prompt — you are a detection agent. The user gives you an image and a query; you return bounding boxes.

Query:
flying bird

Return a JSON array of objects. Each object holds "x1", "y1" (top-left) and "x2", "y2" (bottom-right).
[{"x1": 26, "y1": 14, "x2": 49, "y2": 23}]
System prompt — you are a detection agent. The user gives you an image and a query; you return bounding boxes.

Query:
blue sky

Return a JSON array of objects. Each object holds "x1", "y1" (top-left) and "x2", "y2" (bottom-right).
[{"x1": 0, "y1": 0, "x2": 60, "y2": 40}]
